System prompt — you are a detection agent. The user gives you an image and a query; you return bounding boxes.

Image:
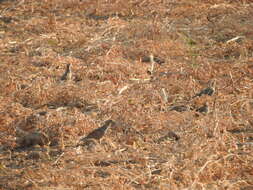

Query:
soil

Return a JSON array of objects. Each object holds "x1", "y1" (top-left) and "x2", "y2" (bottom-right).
[{"x1": 0, "y1": 0, "x2": 253, "y2": 189}]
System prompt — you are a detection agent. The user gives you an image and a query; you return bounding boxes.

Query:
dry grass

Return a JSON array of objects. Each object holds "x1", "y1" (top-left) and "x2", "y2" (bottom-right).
[{"x1": 0, "y1": 0, "x2": 253, "y2": 189}]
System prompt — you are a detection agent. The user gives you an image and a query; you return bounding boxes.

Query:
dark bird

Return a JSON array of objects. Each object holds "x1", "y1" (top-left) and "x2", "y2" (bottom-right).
[
  {"x1": 157, "y1": 131, "x2": 180, "y2": 143},
  {"x1": 81, "y1": 120, "x2": 115, "y2": 142},
  {"x1": 17, "y1": 131, "x2": 49, "y2": 148},
  {"x1": 192, "y1": 80, "x2": 216, "y2": 98},
  {"x1": 141, "y1": 55, "x2": 165, "y2": 65},
  {"x1": 169, "y1": 105, "x2": 189, "y2": 112},
  {"x1": 196, "y1": 103, "x2": 209, "y2": 114},
  {"x1": 60, "y1": 63, "x2": 72, "y2": 81}
]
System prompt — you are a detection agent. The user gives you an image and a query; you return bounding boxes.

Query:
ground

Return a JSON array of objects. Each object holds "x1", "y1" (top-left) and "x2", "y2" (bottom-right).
[{"x1": 0, "y1": 0, "x2": 253, "y2": 190}]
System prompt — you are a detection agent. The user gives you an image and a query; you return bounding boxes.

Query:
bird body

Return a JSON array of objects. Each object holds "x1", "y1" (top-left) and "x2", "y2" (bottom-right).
[
  {"x1": 193, "y1": 87, "x2": 214, "y2": 98},
  {"x1": 81, "y1": 120, "x2": 115, "y2": 143},
  {"x1": 192, "y1": 80, "x2": 216, "y2": 98},
  {"x1": 157, "y1": 131, "x2": 180, "y2": 143},
  {"x1": 60, "y1": 64, "x2": 72, "y2": 81},
  {"x1": 196, "y1": 103, "x2": 209, "y2": 114},
  {"x1": 170, "y1": 105, "x2": 189, "y2": 112}
]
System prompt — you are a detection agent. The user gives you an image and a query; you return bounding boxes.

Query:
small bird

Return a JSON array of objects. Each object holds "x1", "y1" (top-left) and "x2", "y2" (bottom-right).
[
  {"x1": 141, "y1": 55, "x2": 165, "y2": 65},
  {"x1": 17, "y1": 131, "x2": 49, "y2": 148},
  {"x1": 196, "y1": 103, "x2": 209, "y2": 114},
  {"x1": 60, "y1": 63, "x2": 72, "y2": 81},
  {"x1": 169, "y1": 105, "x2": 189, "y2": 112},
  {"x1": 192, "y1": 80, "x2": 216, "y2": 98},
  {"x1": 80, "y1": 120, "x2": 115, "y2": 144},
  {"x1": 157, "y1": 131, "x2": 180, "y2": 143}
]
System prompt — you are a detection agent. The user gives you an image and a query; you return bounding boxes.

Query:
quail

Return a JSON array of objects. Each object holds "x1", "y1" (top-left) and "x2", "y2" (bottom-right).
[
  {"x1": 141, "y1": 55, "x2": 165, "y2": 65},
  {"x1": 196, "y1": 103, "x2": 209, "y2": 114},
  {"x1": 60, "y1": 63, "x2": 72, "y2": 81},
  {"x1": 157, "y1": 131, "x2": 180, "y2": 143},
  {"x1": 81, "y1": 120, "x2": 115, "y2": 143},
  {"x1": 169, "y1": 105, "x2": 189, "y2": 112},
  {"x1": 17, "y1": 131, "x2": 49, "y2": 148},
  {"x1": 192, "y1": 80, "x2": 216, "y2": 98}
]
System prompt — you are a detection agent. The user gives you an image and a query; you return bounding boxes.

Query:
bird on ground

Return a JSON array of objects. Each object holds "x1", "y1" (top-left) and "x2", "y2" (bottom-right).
[
  {"x1": 169, "y1": 105, "x2": 189, "y2": 112},
  {"x1": 60, "y1": 63, "x2": 72, "y2": 81},
  {"x1": 157, "y1": 131, "x2": 180, "y2": 143},
  {"x1": 196, "y1": 103, "x2": 209, "y2": 114},
  {"x1": 81, "y1": 120, "x2": 116, "y2": 143},
  {"x1": 192, "y1": 80, "x2": 216, "y2": 98}
]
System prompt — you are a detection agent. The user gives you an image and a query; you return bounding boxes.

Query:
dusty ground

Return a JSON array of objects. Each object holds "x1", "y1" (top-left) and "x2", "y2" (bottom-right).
[{"x1": 0, "y1": 0, "x2": 253, "y2": 189}]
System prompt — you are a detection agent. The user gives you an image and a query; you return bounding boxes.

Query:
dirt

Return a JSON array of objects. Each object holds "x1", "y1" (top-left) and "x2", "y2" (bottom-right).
[{"x1": 0, "y1": 0, "x2": 253, "y2": 189}]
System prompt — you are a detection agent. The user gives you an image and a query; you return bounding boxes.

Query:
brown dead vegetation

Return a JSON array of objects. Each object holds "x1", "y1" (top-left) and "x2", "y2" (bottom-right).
[{"x1": 0, "y1": 0, "x2": 253, "y2": 189}]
